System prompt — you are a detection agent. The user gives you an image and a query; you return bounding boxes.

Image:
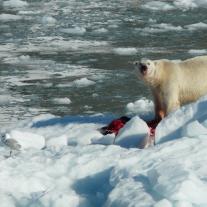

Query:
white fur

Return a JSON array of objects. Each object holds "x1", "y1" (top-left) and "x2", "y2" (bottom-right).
[{"x1": 135, "y1": 56, "x2": 207, "y2": 121}]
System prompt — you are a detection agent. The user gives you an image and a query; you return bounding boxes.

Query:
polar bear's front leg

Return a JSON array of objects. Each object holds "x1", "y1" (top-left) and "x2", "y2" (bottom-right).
[
  {"x1": 163, "y1": 95, "x2": 180, "y2": 117},
  {"x1": 152, "y1": 90, "x2": 164, "y2": 122}
]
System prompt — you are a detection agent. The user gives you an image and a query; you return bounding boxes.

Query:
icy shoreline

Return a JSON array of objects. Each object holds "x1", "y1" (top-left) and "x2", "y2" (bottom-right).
[{"x1": 1, "y1": 94, "x2": 207, "y2": 206}]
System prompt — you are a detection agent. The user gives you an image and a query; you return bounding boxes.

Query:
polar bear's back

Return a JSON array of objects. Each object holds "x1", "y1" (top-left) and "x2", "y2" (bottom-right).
[{"x1": 177, "y1": 56, "x2": 207, "y2": 103}]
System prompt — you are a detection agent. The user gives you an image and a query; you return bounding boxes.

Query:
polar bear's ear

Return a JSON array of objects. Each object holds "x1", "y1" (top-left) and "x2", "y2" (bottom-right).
[{"x1": 134, "y1": 61, "x2": 139, "y2": 66}]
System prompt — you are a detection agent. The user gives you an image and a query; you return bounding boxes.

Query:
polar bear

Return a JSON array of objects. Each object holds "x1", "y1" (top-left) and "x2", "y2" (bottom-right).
[{"x1": 134, "y1": 56, "x2": 207, "y2": 123}]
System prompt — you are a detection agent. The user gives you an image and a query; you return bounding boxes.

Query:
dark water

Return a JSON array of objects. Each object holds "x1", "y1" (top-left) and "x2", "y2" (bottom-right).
[{"x1": 0, "y1": 0, "x2": 206, "y2": 125}]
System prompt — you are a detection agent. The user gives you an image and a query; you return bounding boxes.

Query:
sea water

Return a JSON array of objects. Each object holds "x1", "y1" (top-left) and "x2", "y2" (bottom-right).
[{"x1": 0, "y1": 0, "x2": 207, "y2": 125}]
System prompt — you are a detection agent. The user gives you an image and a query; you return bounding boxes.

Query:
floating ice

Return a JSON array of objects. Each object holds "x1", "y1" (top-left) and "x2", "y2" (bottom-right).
[
  {"x1": 137, "y1": 23, "x2": 182, "y2": 35},
  {"x1": 139, "y1": 1, "x2": 175, "y2": 11},
  {"x1": 58, "y1": 27, "x2": 86, "y2": 35},
  {"x1": 42, "y1": 15, "x2": 56, "y2": 26},
  {"x1": 185, "y1": 22, "x2": 207, "y2": 30},
  {"x1": 125, "y1": 98, "x2": 154, "y2": 115},
  {"x1": 10, "y1": 55, "x2": 55, "y2": 65},
  {"x1": 3, "y1": 0, "x2": 28, "y2": 10},
  {"x1": 73, "y1": 78, "x2": 96, "y2": 87},
  {"x1": 112, "y1": 48, "x2": 137, "y2": 55},
  {"x1": 92, "y1": 93, "x2": 99, "y2": 97},
  {"x1": 140, "y1": 0, "x2": 207, "y2": 11},
  {"x1": 56, "y1": 83, "x2": 73, "y2": 88},
  {"x1": 0, "y1": 13, "x2": 22, "y2": 21},
  {"x1": 48, "y1": 98, "x2": 71, "y2": 104},
  {"x1": 92, "y1": 28, "x2": 108, "y2": 33},
  {"x1": 152, "y1": 23, "x2": 182, "y2": 31},
  {"x1": 36, "y1": 82, "x2": 53, "y2": 88},
  {"x1": 174, "y1": 0, "x2": 199, "y2": 10},
  {"x1": 0, "y1": 97, "x2": 10, "y2": 105},
  {"x1": 188, "y1": 49, "x2": 207, "y2": 54},
  {"x1": 90, "y1": 74, "x2": 106, "y2": 81}
]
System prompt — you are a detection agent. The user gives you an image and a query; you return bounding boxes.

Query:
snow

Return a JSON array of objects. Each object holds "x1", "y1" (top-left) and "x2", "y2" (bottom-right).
[
  {"x1": 155, "y1": 94, "x2": 207, "y2": 144},
  {"x1": 8, "y1": 131, "x2": 45, "y2": 149},
  {"x1": 0, "y1": 94, "x2": 207, "y2": 206},
  {"x1": 114, "y1": 116, "x2": 150, "y2": 149}
]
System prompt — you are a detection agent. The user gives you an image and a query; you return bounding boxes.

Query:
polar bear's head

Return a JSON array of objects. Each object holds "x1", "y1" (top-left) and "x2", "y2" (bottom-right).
[{"x1": 134, "y1": 59, "x2": 156, "y2": 80}]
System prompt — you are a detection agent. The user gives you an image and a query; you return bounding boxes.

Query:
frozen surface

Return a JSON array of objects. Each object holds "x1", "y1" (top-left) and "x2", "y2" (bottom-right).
[
  {"x1": 155, "y1": 94, "x2": 207, "y2": 144},
  {"x1": 115, "y1": 116, "x2": 150, "y2": 148},
  {"x1": 0, "y1": 95, "x2": 207, "y2": 206}
]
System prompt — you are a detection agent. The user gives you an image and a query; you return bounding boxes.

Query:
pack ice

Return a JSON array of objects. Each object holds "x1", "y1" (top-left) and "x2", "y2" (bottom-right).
[{"x1": 1, "y1": 96, "x2": 207, "y2": 206}]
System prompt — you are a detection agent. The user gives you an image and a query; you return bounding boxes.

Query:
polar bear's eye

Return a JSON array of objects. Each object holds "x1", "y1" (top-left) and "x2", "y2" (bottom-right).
[{"x1": 147, "y1": 63, "x2": 150, "y2": 65}]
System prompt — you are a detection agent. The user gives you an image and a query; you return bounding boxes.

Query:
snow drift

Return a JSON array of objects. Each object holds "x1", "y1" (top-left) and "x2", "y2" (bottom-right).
[{"x1": 0, "y1": 94, "x2": 207, "y2": 206}]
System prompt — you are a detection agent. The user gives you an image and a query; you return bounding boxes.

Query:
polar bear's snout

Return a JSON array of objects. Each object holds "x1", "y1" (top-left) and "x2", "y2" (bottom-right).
[{"x1": 140, "y1": 64, "x2": 148, "y2": 75}]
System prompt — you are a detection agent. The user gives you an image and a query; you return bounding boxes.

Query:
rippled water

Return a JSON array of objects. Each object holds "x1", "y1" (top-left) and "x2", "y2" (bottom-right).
[{"x1": 0, "y1": 0, "x2": 207, "y2": 125}]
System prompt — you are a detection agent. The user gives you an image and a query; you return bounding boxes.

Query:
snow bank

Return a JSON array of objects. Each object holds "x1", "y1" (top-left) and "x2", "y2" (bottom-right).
[
  {"x1": 112, "y1": 48, "x2": 137, "y2": 55},
  {"x1": 155, "y1": 93, "x2": 207, "y2": 144},
  {"x1": 105, "y1": 135, "x2": 207, "y2": 206},
  {"x1": 9, "y1": 130, "x2": 45, "y2": 149},
  {"x1": 1, "y1": 95, "x2": 207, "y2": 206}
]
